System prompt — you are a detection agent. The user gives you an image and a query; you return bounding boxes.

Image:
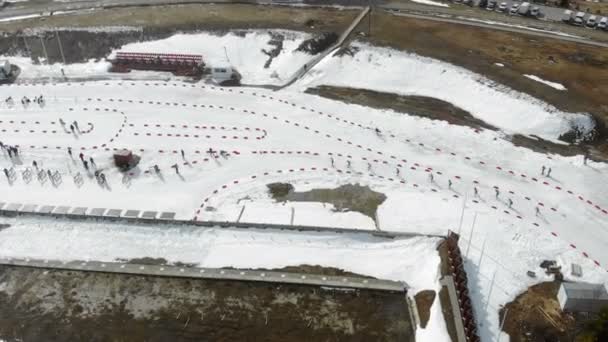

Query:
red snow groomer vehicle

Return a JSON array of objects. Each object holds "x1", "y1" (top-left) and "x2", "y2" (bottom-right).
[{"x1": 110, "y1": 52, "x2": 205, "y2": 77}]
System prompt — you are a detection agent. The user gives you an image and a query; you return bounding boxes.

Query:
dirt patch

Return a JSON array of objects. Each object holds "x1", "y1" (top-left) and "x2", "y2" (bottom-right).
[
  {"x1": 296, "y1": 32, "x2": 339, "y2": 55},
  {"x1": 262, "y1": 32, "x2": 285, "y2": 69},
  {"x1": 500, "y1": 281, "x2": 578, "y2": 342},
  {"x1": 0, "y1": 264, "x2": 414, "y2": 342},
  {"x1": 306, "y1": 85, "x2": 498, "y2": 131},
  {"x1": 414, "y1": 290, "x2": 436, "y2": 328},
  {"x1": 241, "y1": 264, "x2": 375, "y2": 279},
  {"x1": 267, "y1": 182, "x2": 386, "y2": 220},
  {"x1": 123, "y1": 257, "x2": 169, "y2": 265}
]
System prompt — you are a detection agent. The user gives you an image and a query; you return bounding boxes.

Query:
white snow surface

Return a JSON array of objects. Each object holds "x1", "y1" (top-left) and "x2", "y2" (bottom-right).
[
  {"x1": 0, "y1": 31, "x2": 607, "y2": 342},
  {"x1": 410, "y1": 0, "x2": 450, "y2": 7},
  {"x1": 0, "y1": 216, "x2": 442, "y2": 293},
  {"x1": 524, "y1": 74, "x2": 568, "y2": 91},
  {"x1": 297, "y1": 41, "x2": 593, "y2": 142}
]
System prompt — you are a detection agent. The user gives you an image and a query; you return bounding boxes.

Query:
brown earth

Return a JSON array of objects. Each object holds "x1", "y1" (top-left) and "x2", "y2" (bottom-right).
[
  {"x1": 0, "y1": 264, "x2": 414, "y2": 342},
  {"x1": 267, "y1": 182, "x2": 387, "y2": 220},
  {"x1": 306, "y1": 85, "x2": 498, "y2": 131},
  {"x1": 414, "y1": 289, "x2": 436, "y2": 328},
  {"x1": 500, "y1": 281, "x2": 578, "y2": 342}
]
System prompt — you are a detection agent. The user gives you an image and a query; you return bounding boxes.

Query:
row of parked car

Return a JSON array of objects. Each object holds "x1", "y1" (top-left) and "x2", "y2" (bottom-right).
[
  {"x1": 563, "y1": 10, "x2": 608, "y2": 30},
  {"x1": 486, "y1": 1, "x2": 542, "y2": 18}
]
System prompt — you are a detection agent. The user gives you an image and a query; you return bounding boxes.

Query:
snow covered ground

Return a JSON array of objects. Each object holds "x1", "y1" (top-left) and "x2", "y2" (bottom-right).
[
  {"x1": 297, "y1": 41, "x2": 594, "y2": 142},
  {"x1": 410, "y1": 0, "x2": 450, "y2": 8},
  {"x1": 0, "y1": 31, "x2": 607, "y2": 341},
  {"x1": 524, "y1": 74, "x2": 567, "y2": 91}
]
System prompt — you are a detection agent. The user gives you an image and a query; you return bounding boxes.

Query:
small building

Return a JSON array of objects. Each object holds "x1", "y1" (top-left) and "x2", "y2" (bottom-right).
[
  {"x1": 110, "y1": 52, "x2": 205, "y2": 76},
  {"x1": 557, "y1": 282, "x2": 608, "y2": 314}
]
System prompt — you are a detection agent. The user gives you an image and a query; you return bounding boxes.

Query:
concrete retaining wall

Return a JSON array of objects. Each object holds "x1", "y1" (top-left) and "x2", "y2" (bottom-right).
[{"x1": 0, "y1": 257, "x2": 408, "y2": 292}]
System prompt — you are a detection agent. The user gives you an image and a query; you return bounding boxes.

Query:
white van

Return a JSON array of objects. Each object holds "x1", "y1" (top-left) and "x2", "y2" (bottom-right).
[
  {"x1": 562, "y1": 10, "x2": 573, "y2": 23},
  {"x1": 598, "y1": 17, "x2": 608, "y2": 30},
  {"x1": 573, "y1": 12, "x2": 585, "y2": 26},
  {"x1": 586, "y1": 15, "x2": 597, "y2": 28}
]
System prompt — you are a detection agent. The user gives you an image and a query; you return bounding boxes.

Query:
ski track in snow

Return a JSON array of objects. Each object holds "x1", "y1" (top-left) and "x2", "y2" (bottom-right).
[{"x1": 0, "y1": 33, "x2": 607, "y2": 342}]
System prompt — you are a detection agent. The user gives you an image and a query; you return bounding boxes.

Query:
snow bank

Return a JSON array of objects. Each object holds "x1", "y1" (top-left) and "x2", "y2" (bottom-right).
[
  {"x1": 410, "y1": 0, "x2": 450, "y2": 7},
  {"x1": 0, "y1": 216, "x2": 442, "y2": 293},
  {"x1": 298, "y1": 41, "x2": 593, "y2": 142},
  {"x1": 112, "y1": 30, "x2": 313, "y2": 85},
  {"x1": 524, "y1": 74, "x2": 567, "y2": 91}
]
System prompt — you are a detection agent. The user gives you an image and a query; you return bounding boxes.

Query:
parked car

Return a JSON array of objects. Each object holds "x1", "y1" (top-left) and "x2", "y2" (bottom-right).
[
  {"x1": 562, "y1": 10, "x2": 573, "y2": 23},
  {"x1": 530, "y1": 6, "x2": 540, "y2": 17},
  {"x1": 497, "y1": 2, "x2": 508, "y2": 12},
  {"x1": 586, "y1": 15, "x2": 597, "y2": 28},
  {"x1": 487, "y1": 0, "x2": 497, "y2": 10},
  {"x1": 518, "y1": 2, "x2": 530, "y2": 16},
  {"x1": 509, "y1": 3, "x2": 520, "y2": 15},
  {"x1": 598, "y1": 17, "x2": 608, "y2": 30},
  {"x1": 573, "y1": 12, "x2": 586, "y2": 26},
  {"x1": 463, "y1": 0, "x2": 473, "y2": 6}
]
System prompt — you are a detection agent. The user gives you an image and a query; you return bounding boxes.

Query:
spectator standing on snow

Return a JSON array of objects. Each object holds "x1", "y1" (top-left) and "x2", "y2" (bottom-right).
[
  {"x1": 171, "y1": 163, "x2": 179, "y2": 174},
  {"x1": 535, "y1": 206, "x2": 540, "y2": 216},
  {"x1": 89, "y1": 157, "x2": 95, "y2": 167},
  {"x1": 181, "y1": 149, "x2": 185, "y2": 158},
  {"x1": 495, "y1": 188, "x2": 500, "y2": 198},
  {"x1": 70, "y1": 124, "x2": 75, "y2": 133},
  {"x1": 474, "y1": 187, "x2": 479, "y2": 197},
  {"x1": 396, "y1": 168, "x2": 400, "y2": 176},
  {"x1": 448, "y1": 179, "x2": 452, "y2": 189},
  {"x1": 367, "y1": 163, "x2": 372, "y2": 171},
  {"x1": 32, "y1": 160, "x2": 38, "y2": 170},
  {"x1": 541, "y1": 165, "x2": 545, "y2": 176},
  {"x1": 583, "y1": 152, "x2": 589, "y2": 165},
  {"x1": 79, "y1": 152, "x2": 84, "y2": 161},
  {"x1": 429, "y1": 173, "x2": 434, "y2": 183},
  {"x1": 67, "y1": 147, "x2": 72, "y2": 157},
  {"x1": 546, "y1": 168, "x2": 552, "y2": 177},
  {"x1": 346, "y1": 160, "x2": 351, "y2": 168},
  {"x1": 330, "y1": 157, "x2": 334, "y2": 167},
  {"x1": 508, "y1": 198, "x2": 513, "y2": 208}
]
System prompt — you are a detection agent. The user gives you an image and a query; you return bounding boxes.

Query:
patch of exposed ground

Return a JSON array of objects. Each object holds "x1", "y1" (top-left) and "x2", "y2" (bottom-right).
[
  {"x1": 262, "y1": 32, "x2": 285, "y2": 68},
  {"x1": 236, "y1": 264, "x2": 376, "y2": 279},
  {"x1": 296, "y1": 32, "x2": 338, "y2": 54},
  {"x1": 267, "y1": 183, "x2": 386, "y2": 220},
  {"x1": 306, "y1": 85, "x2": 498, "y2": 131},
  {"x1": 500, "y1": 281, "x2": 579, "y2": 342},
  {"x1": 414, "y1": 289, "x2": 436, "y2": 328},
  {"x1": 0, "y1": 265, "x2": 414, "y2": 342}
]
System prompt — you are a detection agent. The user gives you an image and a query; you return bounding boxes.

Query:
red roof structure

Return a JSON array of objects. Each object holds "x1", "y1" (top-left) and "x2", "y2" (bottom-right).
[{"x1": 110, "y1": 52, "x2": 205, "y2": 76}]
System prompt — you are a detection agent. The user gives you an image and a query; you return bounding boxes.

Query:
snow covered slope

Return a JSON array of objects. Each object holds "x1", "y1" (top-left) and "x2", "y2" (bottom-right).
[{"x1": 297, "y1": 41, "x2": 594, "y2": 142}]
